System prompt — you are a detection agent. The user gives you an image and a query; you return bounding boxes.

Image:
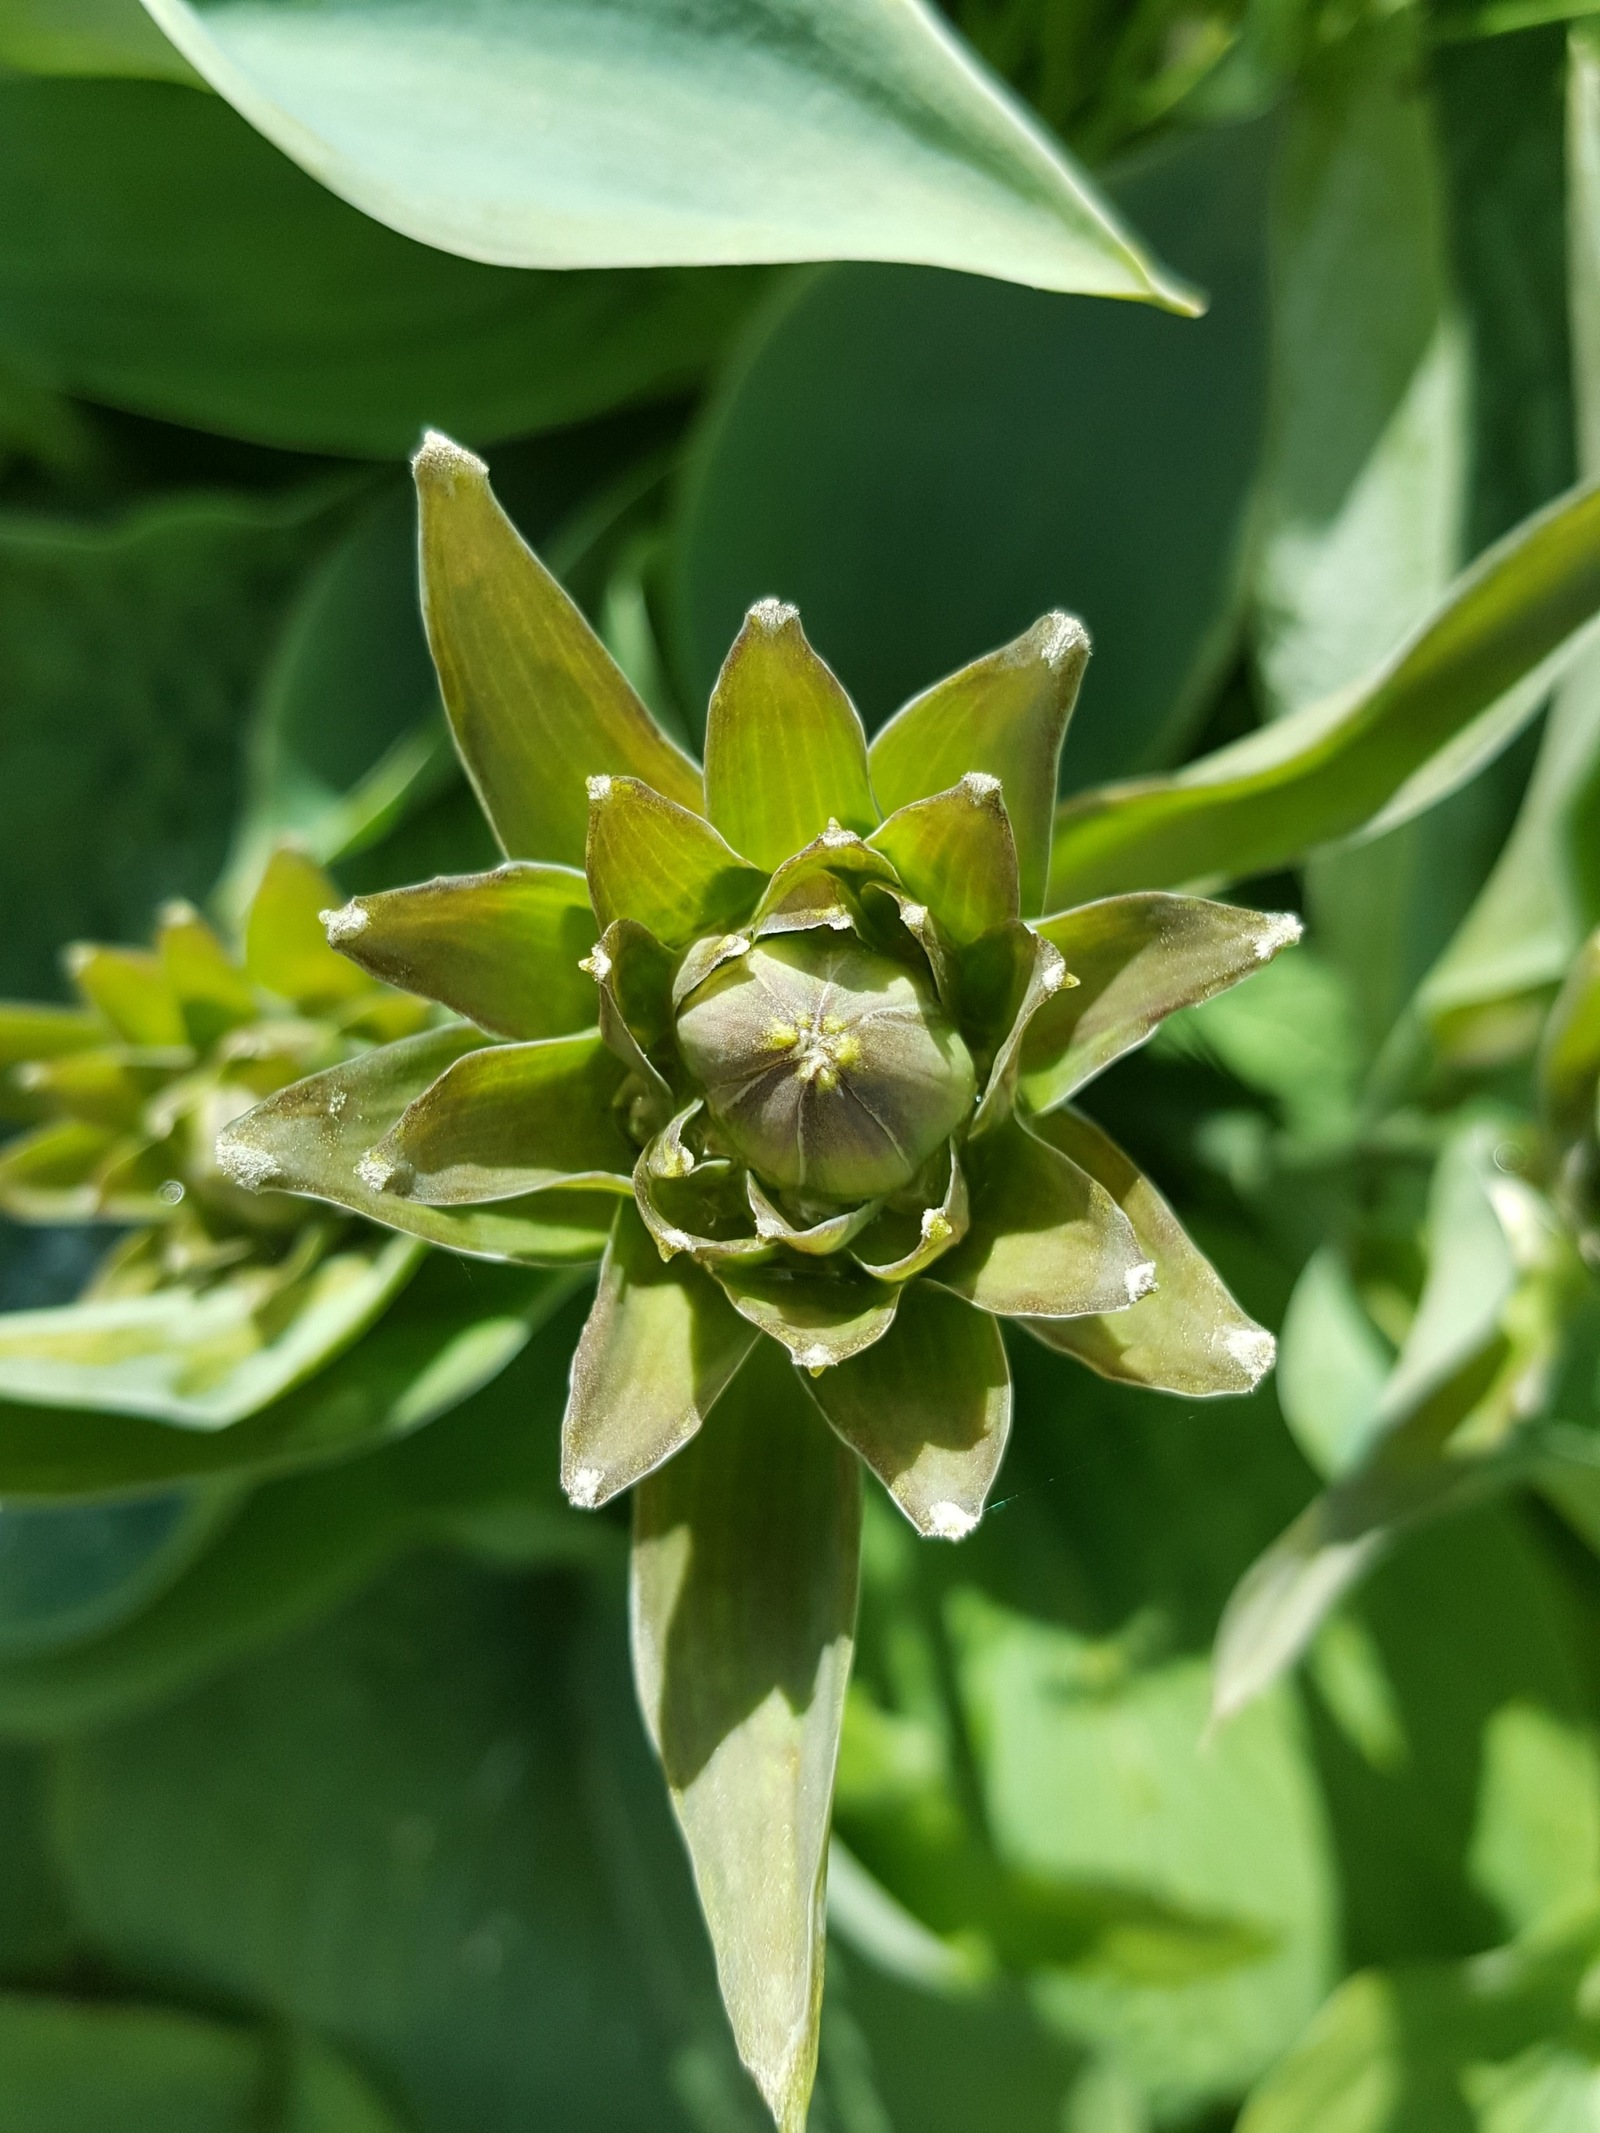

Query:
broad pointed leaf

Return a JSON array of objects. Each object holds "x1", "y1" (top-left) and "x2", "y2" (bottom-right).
[
  {"x1": 635, "y1": 1149, "x2": 776, "y2": 1270},
  {"x1": 805, "y1": 1280, "x2": 1010, "y2": 1538},
  {"x1": 704, "y1": 599, "x2": 877, "y2": 867},
  {"x1": 216, "y1": 1027, "x2": 613, "y2": 1263},
  {"x1": 154, "y1": 899, "x2": 257, "y2": 1044},
  {"x1": 322, "y1": 862, "x2": 597, "y2": 1041},
  {"x1": 0, "y1": 1118, "x2": 119, "y2": 1221},
  {"x1": 869, "y1": 613, "x2": 1089, "y2": 916},
  {"x1": 868, "y1": 774, "x2": 1020, "y2": 944},
  {"x1": 587, "y1": 918, "x2": 679, "y2": 1133},
  {"x1": 1022, "y1": 892, "x2": 1303, "y2": 1112},
  {"x1": 143, "y1": 0, "x2": 1192, "y2": 304},
  {"x1": 243, "y1": 844, "x2": 370, "y2": 1010},
  {"x1": 745, "y1": 1175, "x2": 880, "y2": 1256},
  {"x1": 750, "y1": 828, "x2": 900, "y2": 938},
  {"x1": 632, "y1": 1336, "x2": 861, "y2": 2133},
  {"x1": 1020, "y1": 1110, "x2": 1275, "y2": 1395},
  {"x1": 1049, "y1": 475, "x2": 1600, "y2": 903},
  {"x1": 714, "y1": 1260, "x2": 900, "y2": 1371},
  {"x1": 851, "y1": 1145, "x2": 968, "y2": 1280},
  {"x1": 9, "y1": 1048, "x2": 173, "y2": 1133},
  {"x1": 563, "y1": 1199, "x2": 756, "y2": 1508},
  {"x1": 415, "y1": 433, "x2": 701, "y2": 866},
  {"x1": 362, "y1": 1033, "x2": 634, "y2": 1205},
  {"x1": 65, "y1": 943, "x2": 185, "y2": 1047},
  {"x1": 966, "y1": 924, "x2": 1071, "y2": 1138},
  {"x1": 935, "y1": 1116, "x2": 1146, "y2": 1318},
  {"x1": 0, "y1": 1231, "x2": 422, "y2": 1429},
  {"x1": 586, "y1": 773, "x2": 765, "y2": 947}
]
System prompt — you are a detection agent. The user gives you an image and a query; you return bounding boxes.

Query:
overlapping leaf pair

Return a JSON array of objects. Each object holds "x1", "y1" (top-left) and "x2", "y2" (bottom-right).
[{"x1": 217, "y1": 432, "x2": 1297, "y2": 2131}]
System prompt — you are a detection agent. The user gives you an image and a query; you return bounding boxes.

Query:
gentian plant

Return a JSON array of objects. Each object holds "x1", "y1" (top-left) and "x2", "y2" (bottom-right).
[{"x1": 219, "y1": 433, "x2": 1301, "y2": 2129}]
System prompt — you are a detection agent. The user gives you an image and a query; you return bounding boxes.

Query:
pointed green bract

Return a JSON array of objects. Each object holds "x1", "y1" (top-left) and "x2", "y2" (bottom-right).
[
  {"x1": 750, "y1": 827, "x2": 899, "y2": 937},
  {"x1": 1021, "y1": 1110, "x2": 1275, "y2": 1395},
  {"x1": 216, "y1": 1027, "x2": 613, "y2": 1262},
  {"x1": 362, "y1": 1034, "x2": 634, "y2": 1205},
  {"x1": 705, "y1": 599, "x2": 877, "y2": 867},
  {"x1": 244, "y1": 844, "x2": 370, "y2": 1010},
  {"x1": 745, "y1": 1175, "x2": 880, "y2": 1256},
  {"x1": 322, "y1": 863, "x2": 597, "y2": 1041},
  {"x1": 714, "y1": 1260, "x2": 900, "y2": 1370},
  {"x1": 155, "y1": 900, "x2": 257, "y2": 1044},
  {"x1": 563, "y1": 1200, "x2": 757, "y2": 1508},
  {"x1": 0, "y1": 1118, "x2": 119, "y2": 1222},
  {"x1": 632, "y1": 1338, "x2": 860, "y2": 2133},
  {"x1": 967, "y1": 925, "x2": 1071, "y2": 1137},
  {"x1": 868, "y1": 773, "x2": 1021, "y2": 944},
  {"x1": 936, "y1": 1116, "x2": 1147, "y2": 1318},
  {"x1": 869, "y1": 613, "x2": 1089, "y2": 916},
  {"x1": 851, "y1": 1146, "x2": 968, "y2": 1281},
  {"x1": 1023, "y1": 893, "x2": 1304, "y2": 1112},
  {"x1": 0, "y1": 1002, "x2": 103, "y2": 1068},
  {"x1": 65, "y1": 943, "x2": 185, "y2": 1047},
  {"x1": 586, "y1": 773, "x2": 765, "y2": 947},
  {"x1": 415, "y1": 432, "x2": 701, "y2": 865},
  {"x1": 805, "y1": 1281, "x2": 1010, "y2": 1538}
]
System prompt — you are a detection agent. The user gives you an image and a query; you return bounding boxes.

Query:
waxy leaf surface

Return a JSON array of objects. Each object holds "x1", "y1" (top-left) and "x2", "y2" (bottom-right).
[
  {"x1": 586, "y1": 775, "x2": 765, "y2": 947},
  {"x1": 868, "y1": 775, "x2": 1021, "y2": 945}
]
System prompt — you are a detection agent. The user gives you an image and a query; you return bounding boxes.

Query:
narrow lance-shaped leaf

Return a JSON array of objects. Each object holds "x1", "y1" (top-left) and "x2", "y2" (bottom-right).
[
  {"x1": 1021, "y1": 1110, "x2": 1275, "y2": 1395},
  {"x1": 1022, "y1": 894, "x2": 1303, "y2": 1113},
  {"x1": 586, "y1": 774, "x2": 765, "y2": 947},
  {"x1": 244, "y1": 843, "x2": 370, "y2": 1010},
  {"x1": 1540, "y1": 929, "x2": 1600, "y2": 1135},
  {"x1": 143, "y1": 0, "x2": 1194, "y2": 305},
  {"x1": 868, "y1": 773, "x2": 1020, "y2": 945},
  {"x1": 869, "y1": 612, "x2": 1089, "y2": 916},
  {"x1": 1049, "y1": 476, "x2": 1600, "y2": 904},
  {"x1": 705, "y1": 599, "x2": 877, "y2": 867},
  {"x1": 563, "y1": 1199, "x2": 757, "y2": 1508},
  {"x1": 322, "y1": 862, "x2": 598, "y2": 1041},
  {"x1": 414, "y1": 433, "x2": 702, "y2": 866},
  {"x1": 65, "y1": 943, "x2": 185, "y2": 1047},
  {"x1": 714, "y1": 1260, "x2": 901, "y2": 1372},
  {"x1": 805, "y1": 1281, "x2": 1010, "y2": 1538},
  {"x1": 155, "y1": 899, "x2": 257, "y2": 1044},
  {"x1": 632, "y1": 1337, "x2": 861, "y2": 2133},
  {"x1": 360, "y1": 1033, "x2": 636, "y2": 1205}
]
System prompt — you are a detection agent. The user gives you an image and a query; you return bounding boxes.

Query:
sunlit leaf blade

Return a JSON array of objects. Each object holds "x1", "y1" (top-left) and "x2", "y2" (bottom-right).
[
  {"x1": 415, "y1": 433, "x2": 701, "y2": 867},
  {"x1": 869, "y1": 614, "x2": 1089, "y2": 915},
  {"x1": 65, "y1": 943, "x2": 185, "y2": 1047},
  {"x1": 1540, "y1": 927, "x2": 1600, "y2": 1133},
  {"x1": 0, "y1": 1001, "x2": 103, "y2": 1066},
  {"x1": 10, "y1": 1048, "x2": 167, "y2": 1133},
  {"x1": 1022, "y1": 893, "x2": 1304, "y2": 1111},
  {"x1": 322, "y1": 863, "x2": 597, "y2": 1041},
  {"x1": 0, "y1": 1231, "x2": 422, "y2": 1429},
  {"x1": 562, "y1": 1200, "x2": 756, "y2": 1508},
  {"x1": 868, "y1": 775, "x2": 1020, "y2": 944},
  {"x1": 935, "y1": 1116, "x2": 1147, "y2": 1318},
  {"x1": 632, "y1": 1337, "x2": 861, "y2": 2133},
  {"x1": 363, "y1": 1033, "x2": 634, "y2": 1205},
  {"x1": 243, "y1": 844, "x2": 370, "y2": 1010},
  {"x1": 749, "y1": 828, "x2": 900, "y2": 938},
  {"x1": 0, "y1": 0, "x2": 198, "y2": 79},
  {"x1": 704, "y1": 600, "x2": 877, "y2": 867},
  {"x1": 1049, "y1": 476, "x2": 1600, "y2": 903},
  {"x1": 154, "y1": 899, "x2": 257, "y2": 1045},
  {"x1": 805, "y1": 1280, "x2": 1009, "y2": 1537},
  {"x1": 745, "y1": 1175, "x2": 880, "y2": 1256},
  {"x1": 143, "y1": 0, "x2": 1192, "y2": 307},
  {"x1": 851, "y1": 1145, "x2": 968, "y2": 1280},
  {"x1": 966, "y1": 924, "x2": 1070, "y2": 1138},
  {"x1": 216, "y1": 1026, "x2": 613, "y2": 1262},
  {"x1": 587, "y1": 775, "x2": 766, "y2": 947},
  {"x1": 714, "y1": 1261, "x2": 900, "y2": 1370},
  {"x1": 1020, "y1": 1110, "x2": 1275, "y2": 1395}
]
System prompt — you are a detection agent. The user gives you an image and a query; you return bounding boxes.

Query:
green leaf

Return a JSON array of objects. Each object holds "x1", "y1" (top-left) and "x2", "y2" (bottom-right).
[
  {"x1": 1541, "y1": 929, "x2": 1600, "y2": 1132},
  {"x1": 1050, "y1": 474, "x2": 1600, "y2": 904},
  {"x1": 0, "y1": 1002, "x2": 103, "y2": 1068},
  {"x1": 0, "y1": 1119, "x2": 118, "y2": 1222},
  {"x1": 416, "y1": 433, "x2": 703, "y2": 870},
  {"x1": 633, "y1": 1337, "x2": 862, "y2": 2132},
  {"x1": 1020, "y1": 1110, "x2": 1275, "y2": 1397},
  {"x1": 1022, "y1": 895, "x2": 1304, "y2": 1114},
  {"x1": 935, "y1": 1117, "x2": 1146, "y2": 1319},
  {"x1": 322, "y1": 863, "x2": 597, "y2": 1042},
  {"x1": 562, "y1": 1200, "x2": 757, "y2": 1509},
  {"x1": 704, "y1": 599, "x2": 877, "y2": 868},
  {"x1": 363, "y1": 1034, "x2": 634, "y2": 1205},
  {"x1": 0, "y1": 78, "x2": 765, "y2": 456},
  {"x1": 155, "y1": 901, "x2": 258, "y2": 1048},
  {"x1": 0, "y1": 1994, "x2": 408, "y2": 2133},
  {"x1": 1276, "y1": 1247, "x2": 1395, "y2": 1479},
  {"x1": 745, "y1": 1175, "x2": 881, "y2": 1257},
  {"x1": 869, "y1": 617, "x2": 1087, "y2": 918},
  {"x1": 0, "y1": 1256, "x2": 575, "y2": 1498},
  {"x1": 586, "y1": 774, "x2": 766, "y2": 948},
  {"x1": 0, "y1": 1492, "x2": 228, "y2": 1661},
  {"x1": 216, "y1": 1027, "x2": 613, "y2": 1264},
  {"x1": 243, "y1": 848, "x2": 370, "y2": 1014},
  {"x1": 0, "y1": 0, "x2": 198, "y2": 80},
  {"x1": 967, "y1": 924, "x2": 1071, "y2": 1139},
  {"x1": 672, "y1": 124, "x2": 1271, "y2": 787},
  {"x1": 142, "y1": 0, "x2": 1191, "y2": 304},
  {"x1": 868, "y1": 775, "x2": 1021, "y2": 945},
  {"x1": 65, "y1": 945, "x2": 186, "y2": 1048},
  {"x1": 805, "y1": 1281, "x2": 1010, "y2": 1539},
  {"x1": 851, "y1": 1146, "x2": 969, "y2": 1282},
  {"x1": 0, "y1": 1232, "x2": 422, "y2": 1429},
  {"x1": 714, "y1": 1261, "x2": 901, "y2": 1371}
]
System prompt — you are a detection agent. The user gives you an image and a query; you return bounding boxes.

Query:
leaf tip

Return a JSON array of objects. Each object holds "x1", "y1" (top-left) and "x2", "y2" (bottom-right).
[
  {"x1": 215, "y1": 1130, "x2": 278, "y2": 1193},
  {"x1": 1223, "y1": 1323, "x2": 1276, "y2": 1386},
  {"x1": 321, "y1": 900, "x2": 369, "y2": 945},
  {"x1": 927, "y1": 1498, "x2": 979, "y2": 1541},
  {"x1": 1035, "y1": 610, "x2": 1090, "y2": 673},
  {"x1": 356, "y1": 1148, "x2": 399, "y2": 1193},
  {"x1": 959, "y1": 771, "x2": 1003, "y2": 807},
  {"x1": 565, "y1": 1463, "x2": 605, "y2": 1510},
  {"x1": 1254, "y1": 912, "x2": 1304, "y2": 962},
  {"x1": 747, "y1": 595, "x2": 800, "y2": 633},
  {"x1": 587, "y1": 773, "x2": 614, "y2": 804},
  {"x1": 1125, "y1": 1258, "x2": 1158, "y2": 1303},
  {"x1": 412, "y1": 428, "x2": 487, "y2": 491}
]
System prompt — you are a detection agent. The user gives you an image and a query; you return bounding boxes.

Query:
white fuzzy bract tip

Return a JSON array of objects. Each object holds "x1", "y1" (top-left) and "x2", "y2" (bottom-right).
[
  {"x1": 901, "y1": 901, "x2": 928, "y2": 929},
  {"x1": 928, "y1": 1500, "x2": 978, "y2": 1540},
  {"x1": 586, "y1": 774, "x2": 613, "y2": 804},
  {"x1": 216, "y1": 1136, "x2": 278, "y2": 1192},
  {"x1": 1224, "y1": 1325, "x2": 1277, "y2": 1383},
  {"x1": 566, "y1": 1465, "x2": 604, "y2": 1510},
  {"x1": 960, "y1": 771, "x2": 1002, "y2": 803},
  {"x1": 749, "y1": 596, "x2": 798, "y2": 630},
  {"x1": 1037, "y1": 611, "x2": 1088, "y2": 670},
  {"x1": 356, "y1": 1150, "x2": 397, "y2": 1192},
  {"x1": 724, "y1": 935, "x2": 751, "y2": 956},
  {"x1": 321, "y1": 900, "x2": 369, "y2": 944},
  {"x1": 1125, "y1": 1259, "x2": 1158, "y2": 1303},
  {"x1": 579, "y1": 945, "x2": 612, "y2": 981},
  {"x1": 799, "y1": 1344, "x2": 833, "y2": 1375},
  {"x1": 1039, "y1": 943, "x2": 1068, "y2": 993},
  {"x1": 820, "y1": 821, "x2": 856, "y2": 848},
  {"x1": 413, "y1": 429, "x2": 486, "y2": 484},
  {"x1": 158, "y1": 898, "x2": 201, "y2": 928},
  {"x1": 658, "y1": 1226, "x2": 692, "y2": 1257},
  {"x1": 1254, "y1": 912, "x2": 1304, "y2": 961}
]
